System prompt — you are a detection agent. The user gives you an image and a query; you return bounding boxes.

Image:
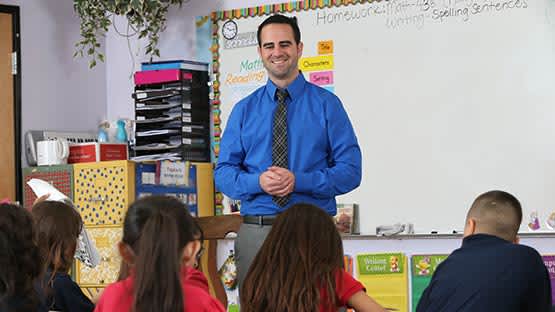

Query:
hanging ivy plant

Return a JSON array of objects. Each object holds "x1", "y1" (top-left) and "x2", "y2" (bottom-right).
[{"x1": 73, "y1": 0, "x2": 185, "y2": 68}]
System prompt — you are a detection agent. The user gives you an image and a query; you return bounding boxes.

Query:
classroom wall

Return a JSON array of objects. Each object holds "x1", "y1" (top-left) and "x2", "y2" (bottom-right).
[
  {"x1": 9, "y1": 0, "x2": 555, "y2": 253},
  {"x1": 4, "y1": 0, "x2": 283, "y2": 166},
  {"x1": 212, "y1": 1, "x2": 555, "y2": 235},
  {"x1": 2, "y1": 0, "x2": 107, "y2": 166},
  {"x1": 105, "y1": 0, "x2": 285, "y2": 120},
  {"x1": 217, "y1": 234, "x2": 555, "y2": 271}
]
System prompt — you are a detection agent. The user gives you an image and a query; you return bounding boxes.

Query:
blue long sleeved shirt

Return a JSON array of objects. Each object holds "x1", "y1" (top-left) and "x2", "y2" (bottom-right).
[{"x1": 215, "y1": 74, "x2": 361, "y2": 216}]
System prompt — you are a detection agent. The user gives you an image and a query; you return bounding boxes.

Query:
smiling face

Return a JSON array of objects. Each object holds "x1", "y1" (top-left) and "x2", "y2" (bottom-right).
[{"x1": 257, "y1": 23, "x2": 303, "y2": 88}]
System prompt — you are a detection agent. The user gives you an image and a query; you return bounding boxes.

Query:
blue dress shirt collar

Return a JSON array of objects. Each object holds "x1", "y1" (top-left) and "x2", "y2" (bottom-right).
[{"x1": 264, "y1": 73, "x2": 306, "y2": 102}]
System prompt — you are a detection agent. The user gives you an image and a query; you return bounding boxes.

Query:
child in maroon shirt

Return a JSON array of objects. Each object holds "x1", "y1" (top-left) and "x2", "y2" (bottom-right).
[
  {"x1": 94, "y1": 196, "x2": 224, "y2": 312},
  {"x1": 240, "y1": 203, "x2": 386, "y2": 312}
]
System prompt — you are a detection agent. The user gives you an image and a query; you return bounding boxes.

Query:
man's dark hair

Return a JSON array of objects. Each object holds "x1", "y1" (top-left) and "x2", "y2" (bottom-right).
[
  {"x1": 466, "y1": 190, "x2": 522, "y2": 241},
  {"x1": 257, "y1": 14, "x2": 301, "y2": 46}
]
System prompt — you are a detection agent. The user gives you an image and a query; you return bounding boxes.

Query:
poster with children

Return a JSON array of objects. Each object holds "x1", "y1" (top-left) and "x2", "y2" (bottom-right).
[
  {"x1": 410, "y1": 254, "x2": 448, "y2": 311},
  {"x1": 356, "y1": 252, "x2": 408, "y2": 312}
]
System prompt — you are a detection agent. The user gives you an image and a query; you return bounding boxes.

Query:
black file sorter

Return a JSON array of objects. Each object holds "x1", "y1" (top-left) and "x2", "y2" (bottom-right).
[{"x1": 132, "y1": 67, "x2": 210, "y2": 162}]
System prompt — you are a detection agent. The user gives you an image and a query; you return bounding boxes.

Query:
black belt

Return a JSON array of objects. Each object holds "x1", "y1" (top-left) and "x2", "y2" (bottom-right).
[{"x1": 243, "y1": 215, "x2": 277, "y2": 226}]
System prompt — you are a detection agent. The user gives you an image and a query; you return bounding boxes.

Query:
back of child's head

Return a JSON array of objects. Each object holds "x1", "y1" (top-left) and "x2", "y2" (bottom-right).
[
  {"x1": 241, "y1": 203, "x2": 344, "y2": 312},
  {"x1": 0, "y1": 203, "x2": 43, "y2": 311},
  {"x1": 122, "y1": 195, "x2": 196, "y2": 312},
  {"x1": 466, "y1": 190, "x2": 522, "y2": 241},
  {"x1": 31, "y1": 200, "x2": 82, "y2": 277}
]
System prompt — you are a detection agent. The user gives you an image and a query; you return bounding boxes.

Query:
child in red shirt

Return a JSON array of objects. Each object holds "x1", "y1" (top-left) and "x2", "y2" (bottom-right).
[
  {"x1": 240, "y1": 203, "x2": 386, "y2": 312},
  {"x1": 94, "y1": 196, "x2": 224, "y2": 312}
]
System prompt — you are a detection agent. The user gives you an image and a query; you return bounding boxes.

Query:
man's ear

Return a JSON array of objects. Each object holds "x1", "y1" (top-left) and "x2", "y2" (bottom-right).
[
  {"x1": 297, "y1": 41, "x2": 304, "y2": 58},
  {"x1": 118, "y1": 241, "x2": 135, "y2": 265}
]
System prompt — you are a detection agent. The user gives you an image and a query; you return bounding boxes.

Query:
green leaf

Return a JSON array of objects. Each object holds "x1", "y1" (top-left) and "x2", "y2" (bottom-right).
[
  {"x1": 129, "y1": 0, "x2": 142, "y2": 10},
  {"x1": 75, "y1": 0, "x2": 185, "y2": 68}
]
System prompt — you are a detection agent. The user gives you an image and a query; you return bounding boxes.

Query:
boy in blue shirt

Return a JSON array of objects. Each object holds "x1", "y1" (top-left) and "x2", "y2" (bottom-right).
[{"x1": 417, "y1": 190, "x2": 551, "y2": 312}]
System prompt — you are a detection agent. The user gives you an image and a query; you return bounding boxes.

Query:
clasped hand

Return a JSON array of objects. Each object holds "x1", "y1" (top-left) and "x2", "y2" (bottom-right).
[{"x1": 259, "y1": 166, "x2": 295, "y2": 197}]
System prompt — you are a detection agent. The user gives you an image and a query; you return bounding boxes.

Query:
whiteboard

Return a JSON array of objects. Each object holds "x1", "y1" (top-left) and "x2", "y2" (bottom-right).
[{"x1": 214, "y1": 0, "x2": 555, "y2": 234}]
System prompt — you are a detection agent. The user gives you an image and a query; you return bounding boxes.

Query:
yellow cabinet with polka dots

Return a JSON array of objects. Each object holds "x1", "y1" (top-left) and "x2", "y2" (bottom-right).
[
  {"x1": 73, "y1": 160, "x2": 135, "y2": 226},
  {"x1": 75, "y1": 225, "x2": 122, "y2": 287}
]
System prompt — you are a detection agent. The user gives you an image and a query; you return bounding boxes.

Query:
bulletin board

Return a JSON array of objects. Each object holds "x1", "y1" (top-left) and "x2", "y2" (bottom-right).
[{"x1": 208, "y1": 0, "x2": 555, "y2": 234}]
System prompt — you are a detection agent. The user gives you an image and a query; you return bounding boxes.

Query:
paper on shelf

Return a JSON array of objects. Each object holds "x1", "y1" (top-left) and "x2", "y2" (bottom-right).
[
  {"x1": 136, "y1": 129, "x2": 179, "y2": 137},
  {"x1": 130, "y1": 152, "x2": 182, "y2": 161}
]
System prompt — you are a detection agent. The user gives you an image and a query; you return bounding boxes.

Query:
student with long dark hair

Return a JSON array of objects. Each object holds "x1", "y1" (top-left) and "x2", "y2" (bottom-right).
[
  {"x1": 241, "y1": 203, "x2": 385, "y2": 312},
  {"x1": 94, "y1": 195, "x2": 224, "y2": 312},
  {"x1": 32, "y1": 200, "x2": 94, "y2": 311},
  {"x1": 0, "y1": 203, "x2": 45, "y2": 312}
]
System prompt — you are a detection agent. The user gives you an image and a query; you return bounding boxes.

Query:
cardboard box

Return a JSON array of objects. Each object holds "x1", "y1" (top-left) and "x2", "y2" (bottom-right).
[{"x1": 68, "y1": 143, "x2": 128, "y2": 164}]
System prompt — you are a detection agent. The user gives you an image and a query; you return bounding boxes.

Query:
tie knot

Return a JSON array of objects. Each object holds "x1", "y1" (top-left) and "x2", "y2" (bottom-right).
[{"x1": 276, "y1": 89, "x2": 288, "y2": 104}]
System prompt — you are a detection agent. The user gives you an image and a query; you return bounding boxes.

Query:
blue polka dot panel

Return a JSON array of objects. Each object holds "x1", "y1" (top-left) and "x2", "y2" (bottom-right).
[{"x1": 73, "y1": 160, "x2": 135, "y2": 225}]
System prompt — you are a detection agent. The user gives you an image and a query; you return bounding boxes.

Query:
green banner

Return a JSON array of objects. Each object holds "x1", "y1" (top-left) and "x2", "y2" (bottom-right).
[
  {"x1": 411, "y1": 254, "x2": 448, "y2": 312},
  {"x1": 411, "y1": 255, "x2": 447, "y2": 277},
  {"x1": 357, "y1": 253, "x2": 405, "y2": 275}
]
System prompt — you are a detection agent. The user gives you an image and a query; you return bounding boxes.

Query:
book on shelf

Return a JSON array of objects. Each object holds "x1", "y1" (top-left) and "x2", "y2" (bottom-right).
[{"x1": 335, "y1": 203, "x2": 359, "y2": 235}]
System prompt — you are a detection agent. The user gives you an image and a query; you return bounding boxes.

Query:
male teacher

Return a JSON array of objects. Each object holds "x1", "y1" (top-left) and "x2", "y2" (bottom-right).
[{"x1": 215, "y1": 14, "x2": 362, "y2": 285}]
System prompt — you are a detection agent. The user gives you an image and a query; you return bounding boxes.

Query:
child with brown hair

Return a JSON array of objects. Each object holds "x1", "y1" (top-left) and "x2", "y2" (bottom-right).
[
  {"x1": 0, "y1": 202, "x2": 45, "y2": 312},
  {"x1": 241, "y1": 203, "x2": 386, "y2": 312},
  {"x1": 94, "y1": 195, "x2": 224, "y2": 312},
  {"x1": 32, "y1": 200, "x2": 94, "y2": 311}
]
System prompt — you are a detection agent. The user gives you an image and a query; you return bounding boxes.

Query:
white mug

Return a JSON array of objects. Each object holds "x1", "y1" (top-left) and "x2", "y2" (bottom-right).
[{"x1": 37, "y1": 139, "x2": 69, "y2": 166}]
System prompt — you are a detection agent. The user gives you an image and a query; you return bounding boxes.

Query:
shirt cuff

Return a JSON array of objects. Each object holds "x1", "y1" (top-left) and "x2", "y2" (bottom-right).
[
  {"x1": 294, "y1": 172, "x2": 314, "y2": 193},
  {"x1": 246, "y1": 173, "x2": 263, "y2": 194}
]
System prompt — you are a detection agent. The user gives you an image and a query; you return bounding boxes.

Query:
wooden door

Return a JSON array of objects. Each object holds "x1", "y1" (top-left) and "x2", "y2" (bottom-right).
[{"x1": 0, "y1": 5, "x2": 20, "y2": 202}]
